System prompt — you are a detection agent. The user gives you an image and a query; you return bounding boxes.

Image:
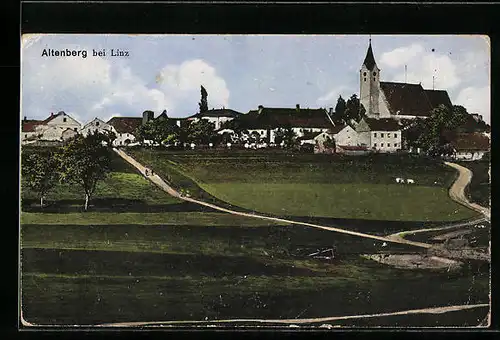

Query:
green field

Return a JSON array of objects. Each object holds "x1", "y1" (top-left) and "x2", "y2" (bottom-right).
[
  {"x1": 21, "y1": 224, "x2": 489, "y2": 326},
  {"x1": 128, "y1": 149, "x2": 479, "y2": 222}
]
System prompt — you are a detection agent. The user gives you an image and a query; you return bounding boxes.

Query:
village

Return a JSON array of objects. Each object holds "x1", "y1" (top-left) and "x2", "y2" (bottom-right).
[{"x1": 22, "y1": 41, "x2": 490, "y2": 162}]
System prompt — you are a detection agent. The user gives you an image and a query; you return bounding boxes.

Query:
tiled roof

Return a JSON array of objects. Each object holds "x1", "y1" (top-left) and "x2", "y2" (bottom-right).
[
  {"x1": 190, "y1": 108, "x2": 243, "y2": 119},
  {"x1": 258, "y1": 107, "x2": 332, "y2": 129},
  {"x1": 297, "y1": 131, "x2": 323, "y2": 141},
  {"x1": 364, "y1": 118, "x2": 401, "y2": 131},
  {"x1": 337, "y1": 145, "x2": 369, "y2": 151},
  {"x1": 380, "y1": 82, "x2": 434, "y2": 117},
  {"x1": 22, "y1": 120, "x2": 43, "y2": 132},
  {"x1": 107, "y1": 117, "x2": 143, "y2": 134},
  {"x1": 424, "y1": 89, "x2": 453, "y2": 109},
  {"x1": 451, "y1": 133, "x2": 490, "y2": 151},
  {"x1": 363, "y1": 42, "x2": 377, "y2": 71}
]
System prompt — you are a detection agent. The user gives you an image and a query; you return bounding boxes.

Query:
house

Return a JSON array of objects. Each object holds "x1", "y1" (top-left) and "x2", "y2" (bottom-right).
[
  {"x1": 329, "y1": 124, "x2": 359, "y2": 146},
  {"x1": 356, "y1": 117, "x2": 402, "y2": 153},
  {"x1": 359, "y1": 40, "x2": 454, "y2": 120},
  {"x1": 80, "y1": 118, "x2": 116, "y2": 137},
  {"x1": 187, "y1": 108, "x2": 243, "y2": 130},
  {"x1": 336, "y1": 145, "x2": 370, "y2": 156},
  {"x1": 243, "y1": 104, "x2": 333, "y2": 143},
  {"x1": 449, "y1": 133, "x2": 490, "y2": 161},
  {"x1": 107, "y1": 116, "x2": 143, "y2": 146},
  {"x1": 61, "y1": 128, "x2": 78, "y2": 141},
  {"x1": 21, "y1": 111, "x2": 81, "y2": 143}
]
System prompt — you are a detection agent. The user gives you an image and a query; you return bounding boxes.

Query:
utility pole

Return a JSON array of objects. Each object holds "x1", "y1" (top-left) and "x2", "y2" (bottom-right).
[
  {"x1": 433, "y1": 75, "x2": 435, "y2": 90},
  {"x1": 405, "y1": 65, "x2": 407, "y2": 83}
]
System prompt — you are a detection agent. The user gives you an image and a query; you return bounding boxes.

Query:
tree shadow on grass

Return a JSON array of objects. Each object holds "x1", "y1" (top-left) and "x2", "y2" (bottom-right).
[{"x1": 21, "y1": 198, "x2": 219, "y2": 214}]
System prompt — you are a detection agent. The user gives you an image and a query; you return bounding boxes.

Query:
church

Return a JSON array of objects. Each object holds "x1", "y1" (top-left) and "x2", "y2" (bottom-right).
[{"x1": 359, "y1": 40, "x2": 453, "y2": 120}]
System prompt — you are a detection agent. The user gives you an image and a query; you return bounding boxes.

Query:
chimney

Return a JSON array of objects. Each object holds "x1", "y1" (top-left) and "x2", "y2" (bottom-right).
[
  {"x1": 24, "y1": 117, "x2": 27, "y2": 121},
  {"x1": 142, "y1": 110, "x2": 154, "y2": 125},
  {"x1": 296, "y1": 104, "x2": 300, "y2": 111},
  {"x1": 51, "y1": 112, "x2": 54, "y2": 117},
  {"x1": 258, "y1": 105, "x2": 264, "y2": 114}
]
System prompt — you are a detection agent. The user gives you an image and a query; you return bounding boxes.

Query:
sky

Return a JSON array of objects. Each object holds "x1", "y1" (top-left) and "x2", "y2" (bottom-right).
[{"x1": 21, "y1": 34, "x2": 490, "y2": 124}]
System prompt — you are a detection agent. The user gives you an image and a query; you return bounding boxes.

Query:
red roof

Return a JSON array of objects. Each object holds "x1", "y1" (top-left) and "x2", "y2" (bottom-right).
[
  {"x1": 22, "y1": 120, "x2": 43, "y2": 132},
  {"x1": 337, "y1": 145, "x2": 368, "y2": 151},
  {"x1": 107, "y1": 117, "x2": 143, "y2": 134},
  {"x1": 451, "y1": 133, "x2": 490, "y2": 151}
]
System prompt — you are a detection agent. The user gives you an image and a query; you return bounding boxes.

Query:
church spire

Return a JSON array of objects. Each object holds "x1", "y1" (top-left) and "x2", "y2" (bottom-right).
[{"x1": 363, "y1": 38, "x2": 377, "y2": 71}]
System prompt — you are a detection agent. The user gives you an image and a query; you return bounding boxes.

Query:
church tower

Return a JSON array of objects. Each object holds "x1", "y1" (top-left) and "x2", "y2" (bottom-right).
[{"x1": 360, "y1": 39, "x2": 381, "y2": 117}]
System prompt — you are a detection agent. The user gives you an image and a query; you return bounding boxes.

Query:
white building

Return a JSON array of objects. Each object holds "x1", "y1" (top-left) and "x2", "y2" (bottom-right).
[
  {"x1": 356, "y1": 117, "x2": 402, "y2": 153},
  {"x1": 187, "y1": 108, "x2": 243, "y2": 130},
  {"x1": 450, "y1": 133, "x2": 490, "y2": 161},
  {"x1": 21, "y1": 111, "x2": 81, "y2": 144},
  {"x1": 107, "y1": 117, "x2": 143, "y2": 146},
  {"x1": 80, "y1": 118, "x2": 116, "y2": 136}
]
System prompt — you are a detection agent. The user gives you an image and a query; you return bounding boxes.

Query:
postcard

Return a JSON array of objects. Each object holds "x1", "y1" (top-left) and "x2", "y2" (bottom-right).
[{"x1": 19, "y1": 34, "x2": 491, "y2": 329}]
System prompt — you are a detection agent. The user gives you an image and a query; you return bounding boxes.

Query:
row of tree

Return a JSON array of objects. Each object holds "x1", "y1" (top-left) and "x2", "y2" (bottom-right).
[
  {"x1": 331, "y1": 94, "x2": 366, "y2": 124},
  {"x1": 22, "y1": 131, "x2": 113, "y2": 211}
]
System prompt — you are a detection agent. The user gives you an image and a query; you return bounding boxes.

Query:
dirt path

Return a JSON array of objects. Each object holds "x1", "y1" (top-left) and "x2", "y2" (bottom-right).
[
  {"x1": 114, "y1": 148, "x2": 432, "y2": 249},
  {"x1": 387, "y1": 161, "x2": 490, "y2": 241},
  {"x1": 94, "y1": 303, "x2": 489, "y2": 327}
]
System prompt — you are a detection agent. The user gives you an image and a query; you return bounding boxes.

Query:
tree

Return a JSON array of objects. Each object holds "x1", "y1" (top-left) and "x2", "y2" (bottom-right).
[
  {"x1": 135, "y1": 118, "x2": 178, "y2": 146},
  {"x1": 408, "y1": 104, "x2": 470, "y2": 156},
  {"x1": 334, "y1": 95, "x2": 347, "y2": 123},
  {"x1": 199, "y1": 85, "x2": 209, "y2": 113},
  {"x1": 186, "y1": 119, "x2": 216, "y2": 144},
  {"x1": 21, "y1": 151, "x2": 59, "y2": 208},
  {"x1": 345, "y1": 94, "x2": 366, "y2": 123},
  {"x1": 273, "y1": 128, "x2": 285, "y2": 145},
  {"x1": 283, "y1": 127, "x2": 298, "y2": 148},
  {"x1": 57, "y1": 131, "x2": 112, "y2": 211},
  {"x1": 323, "y1": 136, "x2": 336, "y2": 151}
]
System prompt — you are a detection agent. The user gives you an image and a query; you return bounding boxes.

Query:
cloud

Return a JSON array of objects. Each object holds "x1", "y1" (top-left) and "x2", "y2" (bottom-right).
[
  {"x1": 380, "y1": 43, "x2": 460, "y2": 90},
  {"x1": 379, "y1": 43, "x2": 424, "y2": 68},
  {"x1": 22, "y1": 42, "x2": 230, "y2": 123},
  {"x1": 454, "y1": 86, "x2": 490, "y2": 124},
  {"x1": 317, "y1": 86, "x2": 354, "y2": 106}
]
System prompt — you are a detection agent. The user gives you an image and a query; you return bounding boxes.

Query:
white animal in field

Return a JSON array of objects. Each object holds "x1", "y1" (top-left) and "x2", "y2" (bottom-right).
[
  {"x1": 396, "y1": 177, "x2": 404, "y2": 183},
  {"x1": 209, "y1": 142, "x2": 213, "y2": 148},
  {"x1": 381, "y1": 242, "x2": 387, "y2": 247},
  {"x1": 190, "y1": 143, "x2": 196, "y2": 149},
  {"x1": 406, "y1": 179, "x2": 415, "y2": 184}
]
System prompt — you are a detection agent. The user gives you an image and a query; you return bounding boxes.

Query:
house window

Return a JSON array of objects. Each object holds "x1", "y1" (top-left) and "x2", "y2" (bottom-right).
[
  {"x1": 381, "y1": 143, "x2": 384, "y2": 147},
  {"x1": 388, "y1": 143, "x2": 391, "y2": 147},
  {"x1": 394, "y1": 133, "x2": 397, "y2": 138},
  {"x1": 364, "y1": 77, "x2": 367, "y2": 82},
  {"x1": 374, "y1": 143, "x2": 377, "y2": 147},
  {"x1": 381, "y1": 133, "x2": 384, "y2": 138},
  {"x1": 74, "y1": 128, "x2": 77, "y2": 132},
  {"x1": 96, "y1": 122, "x2": 100, "y2": 127},
  {"x1": 395, "y1": 143, "x2": 399, "y2": 147},
  {"x1": 374, "y1": 133, "x2": 377, "y2": 137},
  {"x1": 63, "y1": 118, "x2": 67, "y2": 122}
]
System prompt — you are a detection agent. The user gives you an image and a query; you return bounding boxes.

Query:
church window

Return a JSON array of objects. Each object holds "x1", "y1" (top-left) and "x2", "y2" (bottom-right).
[
  {"x1": 74, "y1": 128, "x2": 77, "y2": 132},
  {"x1": 374, "y1": 143, "x2": 377, "y2": 147},
  {"x1": 374, "y1": 133, "x2": 377, "y2": 137},
  {"x1": 63, "y1": 118, "x2": 67, "y2": 122},
  {"x1": 373, "y1": 77, "x2": 376, "y2": 81},
  {"x1": 373, "y1": 72, "x2": 377, "y2": 76},
  {"x1": 381, "y1": 133, "x2": 384, "y2": 137},
  {"x1": 381, "y1": 143, "x2": 384, "y2": 147},
  {"x1": 363, "y1": 72, "x2": 367, "y2": 76}
]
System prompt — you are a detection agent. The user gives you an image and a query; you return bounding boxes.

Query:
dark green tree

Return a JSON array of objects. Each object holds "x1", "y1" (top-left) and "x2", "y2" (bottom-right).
[
  {"x1": 21, "y1": 151, "x2": 59, "y2": 208},
  {"x1": 57, "y1": 131, "x2": 112, "y2": 211},
  {"x1": 334, "y1": 95, "x2": 347, "y2": 123},
  {"x1": 345, "y1": 94, "x2": 366, "y2": 123},
  {"x1": 186, "y1": 119, "x2": 216, "y2": 144},
  {"x1": 199, "y1": 85, "x2": 209, "y2": 113},
  {"x1": 135, "y1": 118, "x2": 178, "y2": 146}
]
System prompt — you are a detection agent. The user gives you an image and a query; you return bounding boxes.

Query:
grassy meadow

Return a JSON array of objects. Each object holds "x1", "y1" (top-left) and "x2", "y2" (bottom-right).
[
  {"x1": 20, "y1": 147, "x2": 489, "y2": 326},
  {"x1": 128, "y1": 148, "x2": 479, "y2": 222}
]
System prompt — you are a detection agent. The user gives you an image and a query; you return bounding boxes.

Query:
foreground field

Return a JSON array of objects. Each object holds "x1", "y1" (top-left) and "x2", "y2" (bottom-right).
[
  {"x1": 128, "y1": 149, "x2": 479, "y2": 222},
  {"x1": 21, "y1": 224, "x2": 489, "y2": 326}
]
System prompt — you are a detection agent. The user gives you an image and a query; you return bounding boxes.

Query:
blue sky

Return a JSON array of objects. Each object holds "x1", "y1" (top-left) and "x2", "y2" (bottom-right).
[{"x1": 21, "y1": 34, "x2": 490, "y2": 124}]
